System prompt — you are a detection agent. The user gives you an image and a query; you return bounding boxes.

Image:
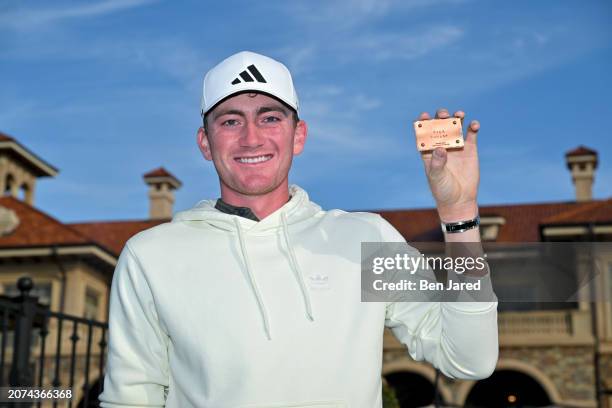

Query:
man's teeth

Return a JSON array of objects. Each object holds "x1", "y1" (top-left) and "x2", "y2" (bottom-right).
[{"x1": 237, "y1": 155, "x2": 272, "y2": 164}]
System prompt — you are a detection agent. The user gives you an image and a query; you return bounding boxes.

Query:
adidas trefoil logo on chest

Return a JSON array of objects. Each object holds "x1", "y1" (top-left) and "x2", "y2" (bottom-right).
[{"x1": 308, "y1": 273, "x2": 330, "y2": 290}]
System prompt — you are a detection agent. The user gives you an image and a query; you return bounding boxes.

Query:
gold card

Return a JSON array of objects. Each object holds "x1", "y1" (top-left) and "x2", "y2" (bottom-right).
[{"x1": 413, "y1": 117, "x2": 464, "y2": 152}]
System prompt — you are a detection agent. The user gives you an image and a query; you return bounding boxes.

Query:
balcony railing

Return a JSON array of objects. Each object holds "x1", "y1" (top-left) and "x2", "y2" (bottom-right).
[
  {"x1": 498, "y1": 309, "x2": 592, "y2": 346},
  {"x1": 384, "y1": 308, "x2": 594, "y2": 350},
  {"x1": 0, "y1": 277, "x2": 108, "y2": 407}
]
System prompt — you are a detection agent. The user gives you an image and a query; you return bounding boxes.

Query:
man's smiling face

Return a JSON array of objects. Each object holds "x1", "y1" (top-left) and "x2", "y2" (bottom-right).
[{"x1": 197, "y1": 92, "x2": 307, "y2": 197}]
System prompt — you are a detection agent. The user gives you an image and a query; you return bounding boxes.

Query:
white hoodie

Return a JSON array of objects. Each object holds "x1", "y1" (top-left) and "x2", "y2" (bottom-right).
[{"x1": 99, "y1": 185, "x2": 498, "y2": 408}]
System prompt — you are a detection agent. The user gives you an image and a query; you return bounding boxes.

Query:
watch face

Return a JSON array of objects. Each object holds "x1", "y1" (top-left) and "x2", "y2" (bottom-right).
[{"x1": 414, "y1": 118, "x2": 464, "y2": 152}]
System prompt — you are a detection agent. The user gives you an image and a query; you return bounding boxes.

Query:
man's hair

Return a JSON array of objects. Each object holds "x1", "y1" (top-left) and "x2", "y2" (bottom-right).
[{"x1": 202, "y1": 97, "x2": 299, "y2": 134}]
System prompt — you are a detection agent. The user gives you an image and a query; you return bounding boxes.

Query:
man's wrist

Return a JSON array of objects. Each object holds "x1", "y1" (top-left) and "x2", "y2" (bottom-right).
[{"x1": 437, "y1": 201, "x2": 479, "y2": 223}]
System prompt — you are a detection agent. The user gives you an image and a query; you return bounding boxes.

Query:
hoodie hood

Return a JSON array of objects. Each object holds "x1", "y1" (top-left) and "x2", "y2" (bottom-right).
[
  {"x1": 172, "y1": 184, "x2": 321, "y2": 233},
  {"x1": 171, "y1": 184, "x2": 321, "y2": 340}
]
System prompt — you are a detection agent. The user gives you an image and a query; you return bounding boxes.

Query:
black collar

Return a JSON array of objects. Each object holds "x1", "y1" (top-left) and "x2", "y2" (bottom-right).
[
  {"x1": 215, "y1": 198, "x2": 260, "y2": 221},
  {"x1": 214, "y1": 195, "x2": 293, "y2": 222}
]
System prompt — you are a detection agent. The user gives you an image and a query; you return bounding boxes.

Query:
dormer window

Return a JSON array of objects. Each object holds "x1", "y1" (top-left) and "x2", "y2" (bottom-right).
[{"x1": 480, "y1": 216, "x2": 506, "y2": 241}]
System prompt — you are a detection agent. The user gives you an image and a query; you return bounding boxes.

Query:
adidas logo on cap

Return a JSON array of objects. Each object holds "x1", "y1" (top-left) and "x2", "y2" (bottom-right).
[
  {"x1": 231, "y1": 64, "x2": 267, "y2": 85},
  {"x1": 201, "y1": 51, "x2": 299, "y2": 116}
]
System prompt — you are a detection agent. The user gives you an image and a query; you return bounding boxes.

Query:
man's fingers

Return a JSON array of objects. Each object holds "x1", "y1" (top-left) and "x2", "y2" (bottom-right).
[
  {"x1": 454, "y1": 110, "x2": 465, "y2": 125},
  {"x1": 417, "y1": 109, "x2": 459, "y2": 121},
  {"x1": 465, "y1": 120, "x2": 480, "y2": 145},
  {"x1": 435, "y1": 108, "x2": 450, "y2": 119},
  {"x1": 417, "y1": 112, "x2": 430, "y2": 121}
]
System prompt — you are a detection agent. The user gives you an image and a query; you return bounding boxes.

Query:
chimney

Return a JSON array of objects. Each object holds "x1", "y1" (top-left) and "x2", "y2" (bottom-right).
[
  {"x1": 143, "y1": 167, "x2": 182, "y2": 219},
  {"x1": 565, "y1": 146, "x2": 598, "y2": 202}
]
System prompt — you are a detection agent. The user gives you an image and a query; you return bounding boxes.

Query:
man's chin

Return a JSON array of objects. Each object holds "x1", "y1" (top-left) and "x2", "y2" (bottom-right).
[{"x1": 227, "y1": 179, "x2": 284, "y2": 197}]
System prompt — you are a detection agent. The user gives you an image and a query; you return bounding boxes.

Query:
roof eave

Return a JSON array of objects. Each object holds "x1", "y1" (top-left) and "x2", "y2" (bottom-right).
[
  {"x1": 0, "y1": 141, "x2": 59, "y2": 177},
  {"x1": 0, "y1": 244, "x2": 117, "y2": 267}
]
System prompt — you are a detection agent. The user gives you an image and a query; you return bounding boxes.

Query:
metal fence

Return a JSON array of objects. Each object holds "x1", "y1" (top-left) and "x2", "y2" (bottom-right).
[{"x1": 0, "y1": 277, "x2": 108, "y2": 408}]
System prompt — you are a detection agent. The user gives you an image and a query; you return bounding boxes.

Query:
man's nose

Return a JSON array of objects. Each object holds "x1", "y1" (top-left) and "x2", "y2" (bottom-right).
[{"x1": 240, "y1": 120, "x2": 264, "y2": 148}]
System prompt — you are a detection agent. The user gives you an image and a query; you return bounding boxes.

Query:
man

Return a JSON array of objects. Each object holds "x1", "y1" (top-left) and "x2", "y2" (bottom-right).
[{"x1": 99, "y1": 51, "x2": 498, "y2": 407}]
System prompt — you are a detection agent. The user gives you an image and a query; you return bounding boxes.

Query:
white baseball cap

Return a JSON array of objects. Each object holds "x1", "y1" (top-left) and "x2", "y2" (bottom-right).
[{"x1": 201, "y1": 51, "x2": 299, "y2": 117}]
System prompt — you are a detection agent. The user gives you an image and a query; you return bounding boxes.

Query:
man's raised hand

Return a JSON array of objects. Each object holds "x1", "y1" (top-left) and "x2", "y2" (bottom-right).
[{"x1": 417, "y1": 108, "x2": 480, "y2": 222}]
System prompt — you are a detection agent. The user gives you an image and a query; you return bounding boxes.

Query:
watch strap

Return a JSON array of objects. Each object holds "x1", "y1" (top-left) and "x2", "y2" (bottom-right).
[{"x1": 441, "y1": 215, "x2": 480, "y2": 234}]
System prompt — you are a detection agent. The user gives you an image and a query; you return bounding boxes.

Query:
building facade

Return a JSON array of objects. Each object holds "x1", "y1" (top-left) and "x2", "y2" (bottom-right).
[
  {"x1": 378, "y1": 146, "x2": 612, "y2": 407},
  {"x1": 0, "y1": 131, "x2": 609, "y2": 407}
]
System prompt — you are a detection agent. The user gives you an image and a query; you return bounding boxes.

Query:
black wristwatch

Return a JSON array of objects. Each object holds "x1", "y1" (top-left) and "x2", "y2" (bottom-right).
[{"x1": 441, "y1": 215, "x2": 480, "y2": 234}]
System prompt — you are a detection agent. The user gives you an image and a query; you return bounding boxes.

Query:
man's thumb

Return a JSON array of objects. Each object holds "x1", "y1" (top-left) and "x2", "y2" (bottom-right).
[{"x1": 428, "y1": 147, "x2": 448, "y2": 181}]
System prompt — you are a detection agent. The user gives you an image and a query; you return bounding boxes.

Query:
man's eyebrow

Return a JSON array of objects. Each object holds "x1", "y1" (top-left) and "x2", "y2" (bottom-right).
[
  {"x1": 257, "y1": 105, "x2": 289, "y2": 117},
  {"x1": 211, "y1": 109, "x2": 245, "y2": 121}
]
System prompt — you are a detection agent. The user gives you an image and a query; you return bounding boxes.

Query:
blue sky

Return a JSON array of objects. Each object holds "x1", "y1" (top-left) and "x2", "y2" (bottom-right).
[{"x1": 1, "y1": 0, "x2": 611, "y2": 222}]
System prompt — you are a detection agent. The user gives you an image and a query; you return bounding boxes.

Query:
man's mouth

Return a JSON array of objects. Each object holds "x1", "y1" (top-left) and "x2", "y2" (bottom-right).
[{"x1": 235, "y1": 154, "x2": 273, "y2": 164}]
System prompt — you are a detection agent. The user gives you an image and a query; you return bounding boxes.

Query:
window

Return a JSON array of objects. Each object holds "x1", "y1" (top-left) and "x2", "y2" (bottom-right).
[
  {"x1": 479, "y1": 216, "x2": 506, "y2": 242},
  {"x1": 84, "y1": 287, "x2": 100, "y2": 320},
  {"x1": 2, "y1": 281, "x2": 51, "y2": 306}
]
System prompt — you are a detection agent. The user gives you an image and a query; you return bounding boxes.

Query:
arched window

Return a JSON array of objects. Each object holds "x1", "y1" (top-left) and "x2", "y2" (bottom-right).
[
  {"x1": 465, "y1": 369, "x2": 552, "y2": 407},
  {"x1": 4, "y1": 174, "x2": 14, "y2": 196},
  {"x1": 19, "y1": 183, "x2": 29, "y2": 201}
]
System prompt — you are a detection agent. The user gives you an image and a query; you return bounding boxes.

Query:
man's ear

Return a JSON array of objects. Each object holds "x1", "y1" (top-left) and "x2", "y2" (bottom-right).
[
  {"x1": 292, "y1": 120, "x2": 308, "y2": 156},
  {"x1": 197, "y1": 127, "x2": 213, "y2": 161}
]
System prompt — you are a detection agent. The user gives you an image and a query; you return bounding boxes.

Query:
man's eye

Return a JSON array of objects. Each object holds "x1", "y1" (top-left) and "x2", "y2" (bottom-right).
[
  {"x1": 222, "y1": 119, "x2": 239, "y2": 126},
  {"x1": 263, "y1": 116, "x2": 281, "y2": 123}
]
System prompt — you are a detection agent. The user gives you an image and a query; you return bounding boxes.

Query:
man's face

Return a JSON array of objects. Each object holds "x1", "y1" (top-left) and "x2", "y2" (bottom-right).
[{"x1": 197, "y1": 93, "x2": 307, "y2": 197}]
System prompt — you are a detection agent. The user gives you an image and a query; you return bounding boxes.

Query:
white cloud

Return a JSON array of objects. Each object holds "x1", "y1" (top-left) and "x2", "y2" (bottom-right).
[
  {"x1": 1, "y1": 33, "x2": 208, "y2": 90},
  {"x1": 299, "y1": 89, "x2": 399, "y2": 156},
  {"x1": 117, "y1": 39, "x2": 210, "y2": 89},
  {"x1": 273, "y1": 26, "x2": 463, "y2": 78},
  {"x1": 277, "y1": 45, "x2": 318, "y2": 75},
  {"x1": 353, "y1": 26, "x2": 464, "y2": 61},
  {"x1": 285, "y1": 0, "x2": 469, "y2": 29},
  {"x1": 0, "y1": 0, "x2": 157, "y2": 31},
  {"x1": 353, "y1": 94, "x2": 381, "y2": 111},
  {"x1": 301, "y1": 87, "x2": 383, "y2": 122}
]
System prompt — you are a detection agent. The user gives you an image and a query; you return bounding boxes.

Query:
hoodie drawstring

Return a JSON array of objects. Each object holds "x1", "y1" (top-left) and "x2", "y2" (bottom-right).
[
  {"x1": 233, "y1": 212, "x2": 315, "y2": 340},
  {"x1": 281, "y1": 211, "x2": 315, "y2": 322},
  {"x1": 234, "y1": 218, "x2": 272, "y2": 340}
]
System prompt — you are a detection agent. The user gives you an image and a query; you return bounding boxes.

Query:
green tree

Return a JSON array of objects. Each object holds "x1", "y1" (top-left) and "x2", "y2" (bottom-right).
[{"x1": 382, "y1": 381, "x2": 400, "y2": 408}]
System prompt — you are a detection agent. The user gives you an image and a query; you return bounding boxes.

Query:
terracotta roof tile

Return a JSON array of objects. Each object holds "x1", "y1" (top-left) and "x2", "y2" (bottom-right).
[
  {"x1": 541, "y1": 199, "x2": 612, "y2": 224},
  {"x1": 375, "y1": 200, "x2": 611, "y2": 242},
  {"x1": 144, "y1": 167, "x2": 176, "y2": 179},
  {"x1": 70, "y1": 219, "x2": 168, "y2": 256},
  {"x1": 0, "y1": 132, "x2": 15, "y2": 142},
  {"x1": 0, "y1": 197, "x2": 91, "y2": 247},
  {"x1": 5, "y1": 193, "x2": 608, "y2": 257},
  {"x1": 0, "y1": 196, "x2": 164, "y2": 256},
  {"x1": 71, "y1": 199, "x2": 612, "y2": 251},
  {"x1": 143, "y1": 167, "x2": 182, "y2": 189},
  {"x1": 566, "y1": 146, "x2": 597, "y2": 157}
]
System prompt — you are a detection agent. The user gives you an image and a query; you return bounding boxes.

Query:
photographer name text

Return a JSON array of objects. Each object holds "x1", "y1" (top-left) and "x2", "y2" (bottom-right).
[{"x1": 372, "y1": 279, "x2": 481, "y2": 291}]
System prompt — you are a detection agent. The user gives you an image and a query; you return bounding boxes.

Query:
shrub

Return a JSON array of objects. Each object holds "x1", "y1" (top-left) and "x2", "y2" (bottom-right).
[{"x1": 382, "y1": 382, "x2": 400, "y2": 408}]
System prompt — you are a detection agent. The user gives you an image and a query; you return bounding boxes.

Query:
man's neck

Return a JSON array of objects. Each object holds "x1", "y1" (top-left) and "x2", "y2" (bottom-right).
[{"x1": 220, "y1": 183, "x2": 290, "y2": 220}]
